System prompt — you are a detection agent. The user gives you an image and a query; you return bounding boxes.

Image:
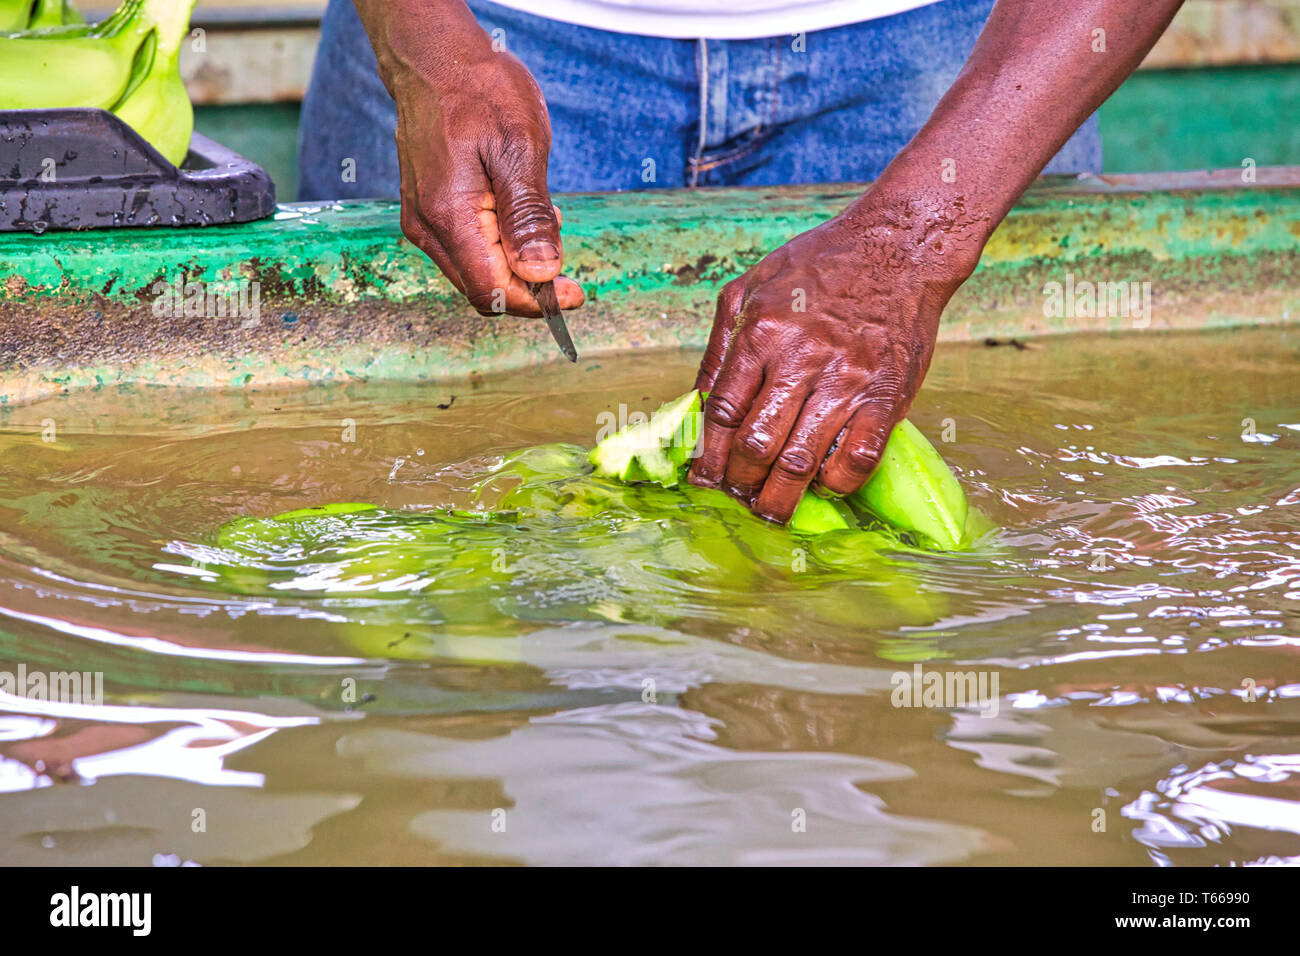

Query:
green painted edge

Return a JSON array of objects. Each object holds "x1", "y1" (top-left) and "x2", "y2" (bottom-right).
[{"x1": 1, "y1": 170, "x2": 1298, "y2": 404}]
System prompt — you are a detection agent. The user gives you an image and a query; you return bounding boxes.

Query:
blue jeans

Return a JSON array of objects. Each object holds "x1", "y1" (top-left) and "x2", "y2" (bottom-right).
[{"x1": 298, "y1": 0, "x2": 1100, "y2": 199}]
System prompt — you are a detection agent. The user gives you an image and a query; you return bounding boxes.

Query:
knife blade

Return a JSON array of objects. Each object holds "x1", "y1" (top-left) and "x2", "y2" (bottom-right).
[{"x1": 530, "y1": 280, "x2": 578, "y2": 363}]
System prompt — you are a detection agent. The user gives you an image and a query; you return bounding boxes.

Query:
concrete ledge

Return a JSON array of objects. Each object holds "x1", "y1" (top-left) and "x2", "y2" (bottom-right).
[{"x1": 1, "y1": 169, "x2": 1297, "y2": 405}]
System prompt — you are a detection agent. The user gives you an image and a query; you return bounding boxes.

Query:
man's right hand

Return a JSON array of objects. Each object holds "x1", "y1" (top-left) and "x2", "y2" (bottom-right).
[{"x1": 356, "y1": 0, "x2": 584, "y2": 317}]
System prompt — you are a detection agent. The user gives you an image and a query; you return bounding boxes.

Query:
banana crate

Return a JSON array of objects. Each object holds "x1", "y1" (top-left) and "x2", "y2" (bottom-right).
[
  {"x1": 0, "y1": 0, "x2": 276, "y2": 232},
  {"x1": 0, "y1": 108, "x2": 276, "y2": 232}
]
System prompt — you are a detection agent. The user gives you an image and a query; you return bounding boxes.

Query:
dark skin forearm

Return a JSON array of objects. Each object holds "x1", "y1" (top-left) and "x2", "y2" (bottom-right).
[
  {"x1": 353, "y1": 0, "x2": 584, "y2": 317},
  {"x1": 869, "y1": 0, "x2": 1185, "y2": 239},
  {"x1": 353, "y1": 0, "x2": 487, "y2": 94},
  {"x1": 690, "y1": 0, "x2": 1185, "y2": 522}
]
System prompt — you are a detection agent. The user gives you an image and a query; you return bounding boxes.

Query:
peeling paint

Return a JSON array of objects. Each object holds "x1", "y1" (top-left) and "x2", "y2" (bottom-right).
[{"x1": 0, "y1": 172, "x2": 1297, "y2": 406}]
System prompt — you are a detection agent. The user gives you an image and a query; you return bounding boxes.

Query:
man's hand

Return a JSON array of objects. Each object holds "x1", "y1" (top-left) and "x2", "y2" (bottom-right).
[
  {"x1": 690, "y1": 0, "x2": 1185, "y2": 522},
  {"x1": 355, "y1": 0, "x2": 584, "y2": 317},
  {"x1": 688, "y1": 194, "x2": 983, "y2": 524}
]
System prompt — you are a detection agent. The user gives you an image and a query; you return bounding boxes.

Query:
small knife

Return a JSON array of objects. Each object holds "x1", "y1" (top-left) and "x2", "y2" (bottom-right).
[{"x1": 530, "y1": 280, "x2": 578, "y2": 363}]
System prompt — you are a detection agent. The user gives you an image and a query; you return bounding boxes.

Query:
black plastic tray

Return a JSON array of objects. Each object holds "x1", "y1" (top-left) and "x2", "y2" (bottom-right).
[{"x1": 0, "y1": 108, "x2": 276, "y2": 232}]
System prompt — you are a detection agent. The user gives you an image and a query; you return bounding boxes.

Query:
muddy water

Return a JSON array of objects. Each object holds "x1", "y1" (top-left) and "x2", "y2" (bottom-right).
[{"x1": 0, "y1": 326, "x2": 1296, "y2": 866}]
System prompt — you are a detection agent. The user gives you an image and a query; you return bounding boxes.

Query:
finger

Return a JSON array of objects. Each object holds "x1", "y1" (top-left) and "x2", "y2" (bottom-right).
[
  {"x1": 470, "y1": 272, "x2": 585, "y2": 316},
  {"x1": 553, "y1": 275, "x2": 585, "y2": 310},
  {"x1": 407, "y1": 219, "x2": 574, "y2": 318},
  {"x1": 687, "y1": 347, "x2": 764, "y2": 489},
  {"x1": 815, "y1": 398, "x2": 902, "y2": 497},
  {"x1": 401, "y1": 209, "x2": 467, "y2": 295},
  {"x1": 694, "y1": 278, "x2": 746, "y2": 394},
  {"x1": 449, "y1": 190, "x2": 582, "y2": 315},
  {"x1": 721, "y1": 381, "x2": 809, "y2": 504},
  {"x1": 490, "y1": 142, "x2": 563, "y2": 285},
  {"x1": 752, "y1": 394, "x2": 857, "y2": 524},
  {"x1": 430, "y1": 207, "x2": 558, "y2": 317}
]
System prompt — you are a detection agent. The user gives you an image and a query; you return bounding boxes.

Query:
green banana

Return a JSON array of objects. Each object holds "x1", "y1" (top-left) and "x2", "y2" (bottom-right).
[
  {"x1": 0, "y1": 34, "x2": 146, "y2": 111},
  {"x1": 588, "y1": 388, "x2": 974, "y2": 546},
  {"x1": 0, "y1": 0, "x2": 151, "y2": 111},
  {"x1": 589, "y1": 390, "x2": 701, "y2": 486},
  {"x1": 26, "y1": 0, "x2": 63, "y2": 28},
  {"x1": 109, "y1": 0, "x2": 198, "y2": 166},
  {"x1": 0, "y1": 0, "x2": 81, "y2": 32},
  {"x1": 4, "y1": 0, "x2": 139, "y2": 39},
  {"x1": 0, "y1": 0, "x2": 32, "y2": 31},
  {"x1": 849, "y1": 418, "x2": 969, "y2": 550},
  {"x1": 588, "y1": 388, "x2": 850, "y2": 533},
  {"x1": 0, "y1": 0, "x2": 196, "y2": 166},
  {"x1": 789, "y1": 493, "x2": 854, "y2": 533}
]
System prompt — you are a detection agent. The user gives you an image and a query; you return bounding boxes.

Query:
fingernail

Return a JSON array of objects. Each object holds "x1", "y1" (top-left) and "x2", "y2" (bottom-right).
[
  {"x1": 687, "y1": 469, "x2": 718, "y2": 489},
  {"x1": 724, "y1": 482, "x2": 755, "y2": 504},
  {"x1": 519, "y1": 241, "x2": 559, "y2": 262}
]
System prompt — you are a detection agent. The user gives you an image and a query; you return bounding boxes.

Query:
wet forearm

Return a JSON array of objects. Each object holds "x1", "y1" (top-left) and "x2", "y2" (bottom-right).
[
  {"x1": 847, "y1": 0, "x2": 1185, "y2": 274},
  {"x1": 352, "y1": 0, "x2": 496, "y2": 96}
]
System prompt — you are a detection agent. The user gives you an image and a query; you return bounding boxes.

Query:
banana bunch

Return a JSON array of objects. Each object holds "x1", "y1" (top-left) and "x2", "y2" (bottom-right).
[{"x1": 0, "y1": 0, "x2": 198, "y2": 166}]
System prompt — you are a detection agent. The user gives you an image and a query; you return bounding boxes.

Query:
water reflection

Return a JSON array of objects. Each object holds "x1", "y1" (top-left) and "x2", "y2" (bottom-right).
[{"x1": 0, "y1": 328, "x2": 1294, "y2": 864}]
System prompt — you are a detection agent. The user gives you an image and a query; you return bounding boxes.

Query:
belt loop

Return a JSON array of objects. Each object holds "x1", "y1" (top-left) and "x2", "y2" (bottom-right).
[{"x1": 691, "y1": 39, "x2": 709, "y2": 188}]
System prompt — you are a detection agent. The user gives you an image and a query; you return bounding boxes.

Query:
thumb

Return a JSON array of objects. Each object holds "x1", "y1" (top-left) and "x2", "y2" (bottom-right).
[{"x1": 492, "y1": 151, "x2": 563, "y2": 285}]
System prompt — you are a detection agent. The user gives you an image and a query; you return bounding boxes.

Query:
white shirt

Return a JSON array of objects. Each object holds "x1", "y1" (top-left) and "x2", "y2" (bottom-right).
[{"x1": 488, "y1": 0, "x2": 944, "y2": 40}]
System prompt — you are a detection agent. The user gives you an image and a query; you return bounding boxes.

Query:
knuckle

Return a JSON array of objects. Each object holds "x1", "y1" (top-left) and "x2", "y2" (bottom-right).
[
  {"x1": 844, "y1": 441, "x2": 882, "y2": 472},
  {"x1": 490, "y1": 114, "x2": 542, "y2": 147},
  {"x1": 733, "y1": 429, "x2": 779, "y2": 464},
  {"x1": 864, "y1": 369, "x2": 908, "y2": 403},
  {"x1": 488, "y1": 122, "x2": 548, "y2": 173},
  {"x1": 465, "y1": 285, "x2": 504, "y2": 315},
  {"x1": 704, "y1": 395, "x2": 746, "y2": 430},
  {"x1": 775, "y1": 446, "x2": 819, "y2": 479},
  {"x1": 399, "y1": 209, "x2": 428, "y2": 245},
  {"x1": 747, "y1": 311, "x2": 789, "y2": 341},
  {"x1": 500, "y1": 192, "x2": 555, "y2": 231},
  {"x1": 719, "y1": 277, "x2": 747, "y2": 312}
]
